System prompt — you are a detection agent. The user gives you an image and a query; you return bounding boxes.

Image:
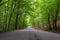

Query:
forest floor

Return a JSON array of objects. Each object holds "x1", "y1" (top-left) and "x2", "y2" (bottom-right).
[{"x1": 0, "y1": 27, "x2": 60, "y2": 40}]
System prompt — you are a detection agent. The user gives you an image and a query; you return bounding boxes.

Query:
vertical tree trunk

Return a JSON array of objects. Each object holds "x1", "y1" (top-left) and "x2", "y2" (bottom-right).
[
  {"x1": 54, "y1": 3, "x2": 59, "y2": 30},
  {"x1": 8, "y1": 3, "x2": 15, "y2": 31},
  {"x1": 48, "y1": 12, "x2": 52, "y2": 30},
  {"x1": 15, "y1": 12, "x2": 19, "y2": 29},
  {"x1": 8, "y1": 12, "x2": 12, "y2": 30}
]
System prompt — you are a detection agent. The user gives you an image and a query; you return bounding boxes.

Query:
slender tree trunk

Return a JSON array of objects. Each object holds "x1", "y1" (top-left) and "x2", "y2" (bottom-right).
[
  {"x1": 8, "y1": 9, "x2": 14, "y2": 30},
  {"x1": 15, "y1": 12, "x2": 19, "y2": 29},
  {"x1": 8, "y1": 12, "x2": 12, "y2": 30},
  {"x1": 48, "y1": 12, "x2": 52, "y2": 30},
  {"x1": 8, "y1": 1, "x2": 16, "y2": 30},
  {"x1": 15, "y1": 3, "x2": 19, "y2": 29},
  {"x1": 54, "y1": 3, "x2": 59, "y2": 30}
]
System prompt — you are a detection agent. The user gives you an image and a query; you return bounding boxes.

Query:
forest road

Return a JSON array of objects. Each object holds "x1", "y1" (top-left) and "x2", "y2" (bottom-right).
[{"x1": 0, "y1": 27, "x2": 60, "y2": 40}]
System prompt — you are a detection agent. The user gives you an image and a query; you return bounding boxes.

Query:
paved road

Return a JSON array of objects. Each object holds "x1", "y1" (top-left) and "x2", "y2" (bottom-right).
[{"x1": 0, "y1": 27, "x2": 60, "y2": 40}]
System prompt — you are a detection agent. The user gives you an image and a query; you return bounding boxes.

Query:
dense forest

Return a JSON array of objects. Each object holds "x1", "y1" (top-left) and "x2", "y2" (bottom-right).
[{"x1": 0, "y1": 0, "x2": 60, "y2": 32}]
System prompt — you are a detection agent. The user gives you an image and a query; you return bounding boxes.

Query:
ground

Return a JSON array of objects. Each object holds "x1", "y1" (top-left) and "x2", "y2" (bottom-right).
[{"x1": 0, "y1": 27, "x2": 60, "y2": 40}]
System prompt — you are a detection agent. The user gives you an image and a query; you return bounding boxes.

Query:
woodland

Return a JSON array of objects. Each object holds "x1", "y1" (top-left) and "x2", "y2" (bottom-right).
[{"x1": 0, "y1": 0, "x2": 60, "y2": 33}]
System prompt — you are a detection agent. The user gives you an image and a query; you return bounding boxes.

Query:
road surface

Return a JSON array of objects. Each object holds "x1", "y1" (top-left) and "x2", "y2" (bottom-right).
[{"x1": 0, "y1": 27, "x2": 60, "y2": 40}]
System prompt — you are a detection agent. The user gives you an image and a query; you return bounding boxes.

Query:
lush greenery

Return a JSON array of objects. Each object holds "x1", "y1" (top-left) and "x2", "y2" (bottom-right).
[
  {"x1": 31, "y1": 0, "x2": 60, "y2": 30},
  {"x1": 0, "y1": 0, "x2": 60, "y2": 32},
  {"x1": 0, "y1": 0, "x2": 34, "y2": 31}
]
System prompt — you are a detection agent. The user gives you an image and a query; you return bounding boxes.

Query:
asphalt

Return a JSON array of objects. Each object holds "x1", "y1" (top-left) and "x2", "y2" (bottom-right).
[{"x1": 0, "y1": 27, "x2": 60, "y2": 40}]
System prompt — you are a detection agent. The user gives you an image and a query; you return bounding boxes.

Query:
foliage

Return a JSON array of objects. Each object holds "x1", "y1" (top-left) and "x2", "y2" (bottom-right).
[
  {"x1": 0, "y1": 0, "x2": 35, "y2": 31},
  {"x1": 0, "y1": 0, "x2": 60, "y2": 32}
]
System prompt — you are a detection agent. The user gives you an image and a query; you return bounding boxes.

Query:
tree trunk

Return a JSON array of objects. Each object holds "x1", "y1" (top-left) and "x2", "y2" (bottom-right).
[
  {"x1": 8, "y1": 2, "x2": 15, "y2": 31},
  {"x1": 15, "y1": 12, "x2": 19, "y2": 29},
  {"x1": 54, "y1": 3, "x2": 59, "y2": 30},
  {"x1": 48, "y1": 12, "x2": 52, "y2": 30}
]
